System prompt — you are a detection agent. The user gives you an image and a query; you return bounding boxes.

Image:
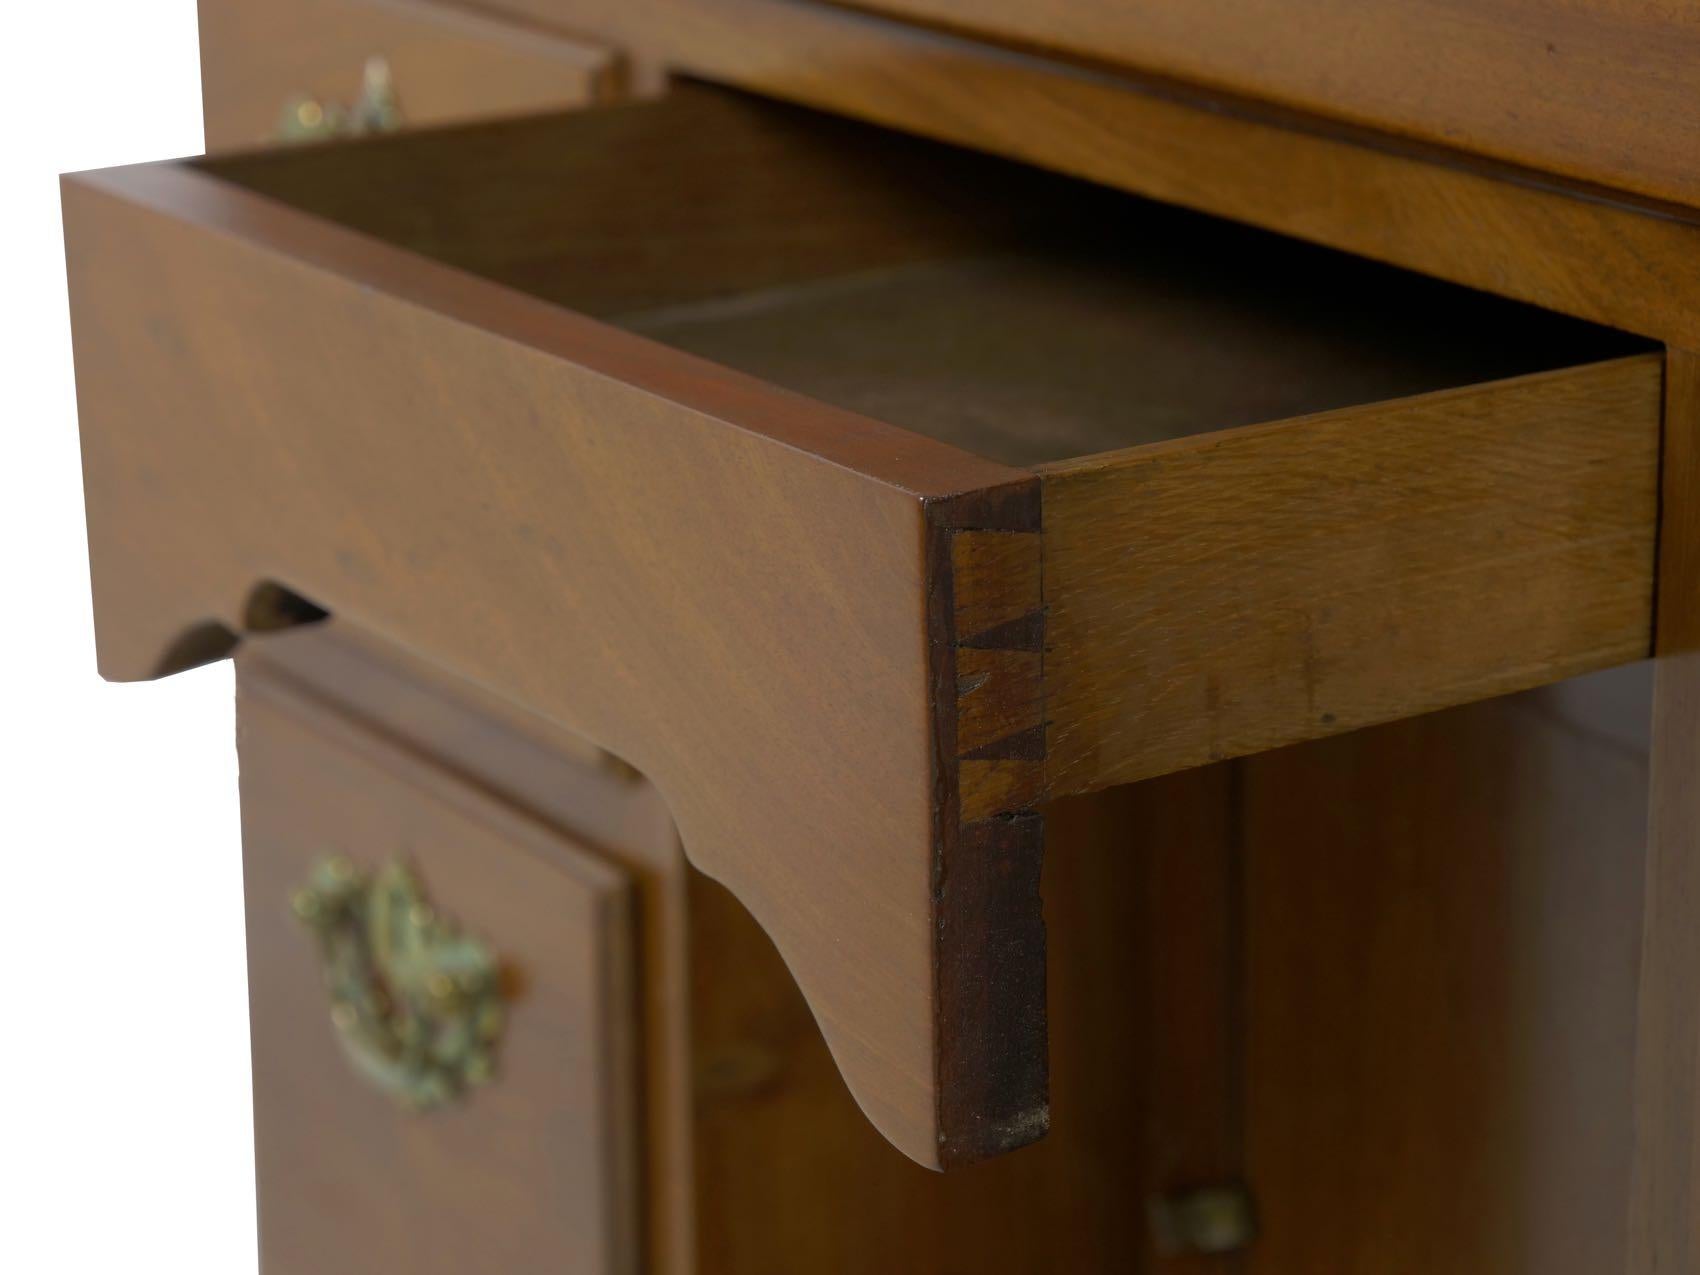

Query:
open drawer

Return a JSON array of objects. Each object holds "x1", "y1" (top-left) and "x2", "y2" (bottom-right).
[{"x1": 62, "y1": 82, "x2": 1660, "y2": 1172}]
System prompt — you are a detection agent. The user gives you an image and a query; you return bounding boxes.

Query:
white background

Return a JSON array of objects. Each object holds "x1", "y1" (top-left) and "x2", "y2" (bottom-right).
[{"x1": 4, "y1": 4, "x2": 259, "y2": 1271}]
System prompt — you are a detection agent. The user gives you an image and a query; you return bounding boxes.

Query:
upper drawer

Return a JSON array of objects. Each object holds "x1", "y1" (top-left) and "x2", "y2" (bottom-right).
[
  {"x1": 200, "y1": 0, "x2": 621, "y2": 151},
  {"x1": 61, "y1": 84, "x2": 1660, "y2": 1173},
  {"x1": 820, "y1": 0, "x2": 1700, "y2": 209}
]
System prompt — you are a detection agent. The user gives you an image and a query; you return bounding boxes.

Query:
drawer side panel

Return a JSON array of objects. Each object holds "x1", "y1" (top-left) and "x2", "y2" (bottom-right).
[{"x1": 1041, "y1": 354, "x2": 1662, "y2": 796}]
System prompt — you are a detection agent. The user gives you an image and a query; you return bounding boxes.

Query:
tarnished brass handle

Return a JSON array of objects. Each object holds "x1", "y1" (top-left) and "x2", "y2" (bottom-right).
[
  {"x1": 292, "y1": 856, "x2": 504, "y2": 1109},
  {"x1": 276, "y1": 56, "x2": 403, "y2": 143}
]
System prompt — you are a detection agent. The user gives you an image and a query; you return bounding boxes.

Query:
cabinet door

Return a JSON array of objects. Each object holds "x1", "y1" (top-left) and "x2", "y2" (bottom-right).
[{"x1": 237, "y1": 660, "x2": 638, "y2": 1275}]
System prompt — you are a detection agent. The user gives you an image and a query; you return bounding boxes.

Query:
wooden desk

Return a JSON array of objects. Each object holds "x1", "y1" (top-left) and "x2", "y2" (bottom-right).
[{"x1": 64, "y1": 1, "x2": 1700, "y2": 1269}]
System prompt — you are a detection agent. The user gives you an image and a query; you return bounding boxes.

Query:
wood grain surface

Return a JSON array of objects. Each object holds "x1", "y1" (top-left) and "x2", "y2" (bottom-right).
[
  {"x1": 239, "y1": 624, "x2": 700, "y2": 1273},
  {"x1": 483, "y1": 0, "x2": 1700, "y2": 348},
  {"x1": 241, "y1": 622, "x2": 1244, "y2": 1271},
  {"x1": 200, "y1": 0, "x2": 621, "y2": 151},
  {"x1": 1242, "y1": 666, "x2": 1651, "y2": 1274},
  {"x1": 200, "y1": 89, "x2": 1071, "y2": 326},
  {"x1": 689, "y1": 776, "x2": 1241, "y2": 1275},
  {"x1": 1040, "y1": 356, "x2": 1662, "y2": 795},
  {"x1": 67, "y1": 84, "x2": 1670, "y2": 1171},
  {"x1": 239, "y1": 600, "x2": 1667, "y2": 1271},
  {"x1": 165, "y1": 4, "x2": 1700, "y2": 1264},
  {"x1": 196, "y1": 95, "x2": 1665, "y2": 808},
  {"x1": 822, "y1": 0, "x2": 1700, "y2": 210},
  {"x1": 616, "y1": 237, "x2": 1638, "y2": 468},
  {"x1": 1630, "y1": 349, "x2": 1700, "y2": 1273},
  {"x1": 237, "y1": 659, "x2": 639, "y2": 1275},
  {"x1": 62, "y1": 142, "x2": 1037, "y2": 1168}
]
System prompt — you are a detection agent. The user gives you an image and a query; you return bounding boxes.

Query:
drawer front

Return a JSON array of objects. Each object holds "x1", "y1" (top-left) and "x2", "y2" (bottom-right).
[
  {"x1": 200, "y1": 0, "x2": 619, "y2": 151},
  {"x1": 237, "y1": 661, "x2": 638, "y2": 1275},
  {"x1": 815, "y1": 0, "x2": 1699, "y2": 208}
]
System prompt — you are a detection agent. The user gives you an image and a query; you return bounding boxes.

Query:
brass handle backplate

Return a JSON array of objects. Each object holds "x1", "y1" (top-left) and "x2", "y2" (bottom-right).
[{"x1": 292, "y1": 856, "x2": 504, "y2": 1109}]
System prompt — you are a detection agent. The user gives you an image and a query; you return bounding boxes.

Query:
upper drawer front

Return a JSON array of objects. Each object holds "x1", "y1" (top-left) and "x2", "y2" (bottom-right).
[
  {"x1": 200, "y1": 0, "x2": 619, "y2": 151},
  {"x1": 822, "y1": 0, "x2": 1698, "y2": 208},
  {"x1": 237, "y1": 657, "x2": 638, "y2": 1275},
  {"x1": 62, "y1": 86, "x2": 1657, "y2": 1171}
]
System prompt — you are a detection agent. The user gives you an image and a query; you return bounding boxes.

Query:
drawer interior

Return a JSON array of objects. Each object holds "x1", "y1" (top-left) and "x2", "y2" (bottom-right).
[{"x1": 202, "y1": 83, "x2": 1647, "y2": 467}]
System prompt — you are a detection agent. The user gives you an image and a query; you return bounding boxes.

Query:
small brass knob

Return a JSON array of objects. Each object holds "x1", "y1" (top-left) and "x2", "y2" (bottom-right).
[
  {"x1": 1148, "y1": 1183, "x2": 1257, "y2": 1255},
  {"x1": 292, "y1": 855, "x2": 504, "y2": 1109},
  {"x1": 277, "y1": 56, "x2": 403, "y2": 143}
]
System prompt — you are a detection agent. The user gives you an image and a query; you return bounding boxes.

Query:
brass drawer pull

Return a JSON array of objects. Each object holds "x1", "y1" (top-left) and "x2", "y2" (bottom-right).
[
  {"x1": 277, "y1": 56, "x2": 403, "y2": 142},
  {"x1": 292, "y1": 856, "x2": 504, "y2": 1109}
]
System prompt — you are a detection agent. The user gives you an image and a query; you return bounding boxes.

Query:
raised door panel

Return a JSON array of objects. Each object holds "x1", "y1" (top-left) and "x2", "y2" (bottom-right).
[{"x1": 237, "y1": 657, "x2": 639, "y2": 1275}]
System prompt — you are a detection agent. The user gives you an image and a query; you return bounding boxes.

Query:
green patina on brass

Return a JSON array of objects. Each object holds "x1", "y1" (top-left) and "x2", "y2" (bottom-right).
[{"x1": 292, "y1": 856, "x2": 504, "y2": 1110}]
